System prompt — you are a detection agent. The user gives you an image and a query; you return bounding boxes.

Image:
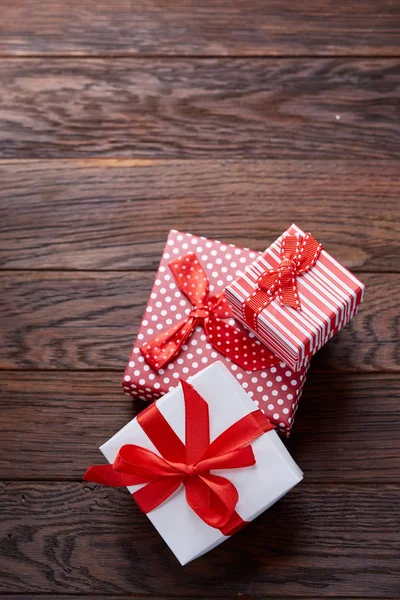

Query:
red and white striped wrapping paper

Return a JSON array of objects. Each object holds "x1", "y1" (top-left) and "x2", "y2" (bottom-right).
[
  {"x1": 123, "y1": 230, "x2": 310, "y2": 436},
  {"x1": 225, "y1": 224, "x2": 365, "y2": 371}
]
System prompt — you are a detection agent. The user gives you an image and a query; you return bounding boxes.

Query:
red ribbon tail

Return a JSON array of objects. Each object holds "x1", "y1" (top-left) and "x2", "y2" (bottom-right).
[
  {"x1": 219, "y1": 510, "x2": 247, "y2": 536},
  {"x1": 204, "y1": 315, "x2": 279, "y2": 372},
  {"x1": 133, "y1": 476, "x2": 183, "y2": 513},
  {"x1": 83, "y1": 465, "x2": 141, "y2": 487},
  {"x1": 207, "y1": 291, "x2": 233, "y2": 319},
  {"x1": 185, "y1": 473, "x2": 239, "y2": 529},
  {"x1": 140, "y1": 317, "x2": 196, "y2": 370},
  {"x1": 277, "y1": 267, "x2": 300, "y2": 310}
]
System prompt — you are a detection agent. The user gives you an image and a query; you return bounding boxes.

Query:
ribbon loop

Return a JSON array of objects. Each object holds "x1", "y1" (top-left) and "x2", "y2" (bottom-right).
[
  {"x1": 84, "y1": 378, "x2": 274, "y2": 535},
  {"x1": 243, "y1": 233, "x2": 322, "y2": 331},
  {"x1": 141, "y1": 252, "x2": 280, "y2": 372}
]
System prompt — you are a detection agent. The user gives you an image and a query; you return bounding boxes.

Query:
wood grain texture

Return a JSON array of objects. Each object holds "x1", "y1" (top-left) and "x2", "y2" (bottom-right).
[
  {"x1": 1, "y1": 59, "x2": 399, "y2": 159},
  {"x1": 0, "y1": 598, "x2": 388, "y2": 600},
  {"x1": 1, "y1": 0, "x2": 400, "y2": 57},
  {"x1": 0, "y1": 598, "x2": 210, "y2": 600},
  {"x1": 0, "y1": 270, "x2": 397, "y2": 372},
  {"x1": 1, "y1": 598, "x2": 388, "y2": 600},
  {"x1": 1, "y1": 4, "x2": 399, "y2": 596},
  {"x1": 0, "y1": 481, "x2": 399, "y2": 596},
  {"x1": 1, "y1": 370, "x2": 399, "y2": 482},
  {"x1": 1, "y1": 159, "x2": 399, "y2": 271}
]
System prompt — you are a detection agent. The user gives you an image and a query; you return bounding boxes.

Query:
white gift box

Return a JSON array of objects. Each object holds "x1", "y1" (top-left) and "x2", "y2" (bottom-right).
[{"x1": 100, "y1": 361, "x2": 303, "y2": 565}]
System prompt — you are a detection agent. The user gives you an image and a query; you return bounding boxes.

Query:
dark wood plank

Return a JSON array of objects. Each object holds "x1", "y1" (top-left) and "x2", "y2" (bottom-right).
[
  {"x1": 0, "y1": 595, "x2": 384, "y2": 600},
  {"x1": 0, "y1": 481, "x2": 398, "y2": 596},
  {"x1": 1, "y1": 371, "x2": 399, "y2": 481},
  {"x1": 0, "y1": 597, "x2": 177, "y2": 600},
  {"x1": 0, "y1": 271, "x2": 396, "y2": 372},
  {"x1": 1, "y1": 1, "x2": 400, "y2": 57},
  {"x1": 289, "y1": 371, "x2": 400, "y2": 480},
  {"x1": 1, "y1": 59, "x2": 399, "y2": 159},
  {"x1": 1, "y1": 159, "x2": 399, "y2": 271},
  {"x1": 0, "y1": 270, "x2": 151, "y2": 371},
  {"x1": 0, "y1": 598, "x2": 191, "y2": 600},
  {"x1": 0, "y1": 596, "x2": 392, "y2": 600}
]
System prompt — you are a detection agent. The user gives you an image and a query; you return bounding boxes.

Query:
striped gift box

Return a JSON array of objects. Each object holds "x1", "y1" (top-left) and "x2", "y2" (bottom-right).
[{"x1": 225, "y1": 224, "x2": 365, "y2": 371}]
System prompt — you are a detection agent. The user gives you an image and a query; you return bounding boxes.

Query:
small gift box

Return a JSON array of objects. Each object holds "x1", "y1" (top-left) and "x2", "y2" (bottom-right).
[
  {"x1": 123, "y1": 230, "x2": 309, "y2": 436},
  {"x1": 225, "y1": 224, "x2": 365, "y2": 371},
  {"x1": 86, "y1": 362, "x2": 303, "y2": 565}
]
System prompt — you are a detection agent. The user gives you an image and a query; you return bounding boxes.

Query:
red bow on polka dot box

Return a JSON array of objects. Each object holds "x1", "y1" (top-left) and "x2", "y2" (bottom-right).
[
  {"x1": 225, "y1": 224, "x2": 365, "y2": 372},
  {"x1": 123, "y1": 229, "x2": 310, "y2": 437}
]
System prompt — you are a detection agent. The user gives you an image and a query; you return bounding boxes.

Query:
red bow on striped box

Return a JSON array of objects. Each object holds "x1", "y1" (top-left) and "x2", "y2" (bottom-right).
[
  {"x1": 243, "y1": 232, "x2": 322, "y2": 330},
  {"x1": 225, "y1": 224, "x2": 365, "y2": 372}
]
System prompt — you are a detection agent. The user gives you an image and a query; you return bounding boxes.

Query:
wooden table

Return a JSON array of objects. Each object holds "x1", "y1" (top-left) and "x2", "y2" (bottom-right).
[{"x1": 1, "y1": 2, "x2": 399, "y2": 598}]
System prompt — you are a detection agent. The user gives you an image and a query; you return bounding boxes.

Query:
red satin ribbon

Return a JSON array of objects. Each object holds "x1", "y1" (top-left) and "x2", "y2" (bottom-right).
[
  {"x1": 84, "y1": 378, "x2": 274, "y2": 536},
  {"x1": 243, "y1": 233, "x2": 322, "y2": 331},
  {"x1": 141, "y1": 252, "x2": 279, "y2": 371}
]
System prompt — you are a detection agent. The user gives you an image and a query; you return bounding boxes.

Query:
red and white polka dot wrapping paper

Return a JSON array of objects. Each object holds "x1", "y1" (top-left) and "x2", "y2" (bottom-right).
[{"x1": 123, "y1": 230, "x2": 310, "y2": 437}]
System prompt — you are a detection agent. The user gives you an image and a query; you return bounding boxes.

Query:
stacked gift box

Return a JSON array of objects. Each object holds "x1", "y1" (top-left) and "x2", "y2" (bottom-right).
[
  {"x1": 225, "y1": 224, "x2": 364, "y2": 372},
  {"x1": 85, "y1": 224, "x2": 365, "y2": 564},
  {"x1": 122, "y1": 229, "x2": 310, "y2": 437}
]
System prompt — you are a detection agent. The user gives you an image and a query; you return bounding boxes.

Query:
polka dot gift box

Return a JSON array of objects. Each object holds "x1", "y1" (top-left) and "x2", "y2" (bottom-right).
[
  {"x1": 225, "y1": 224, "x2": 365, "y2": 372},
  {"x1": 123, "y1": 230, "x2": 310, "y2": 437}
]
